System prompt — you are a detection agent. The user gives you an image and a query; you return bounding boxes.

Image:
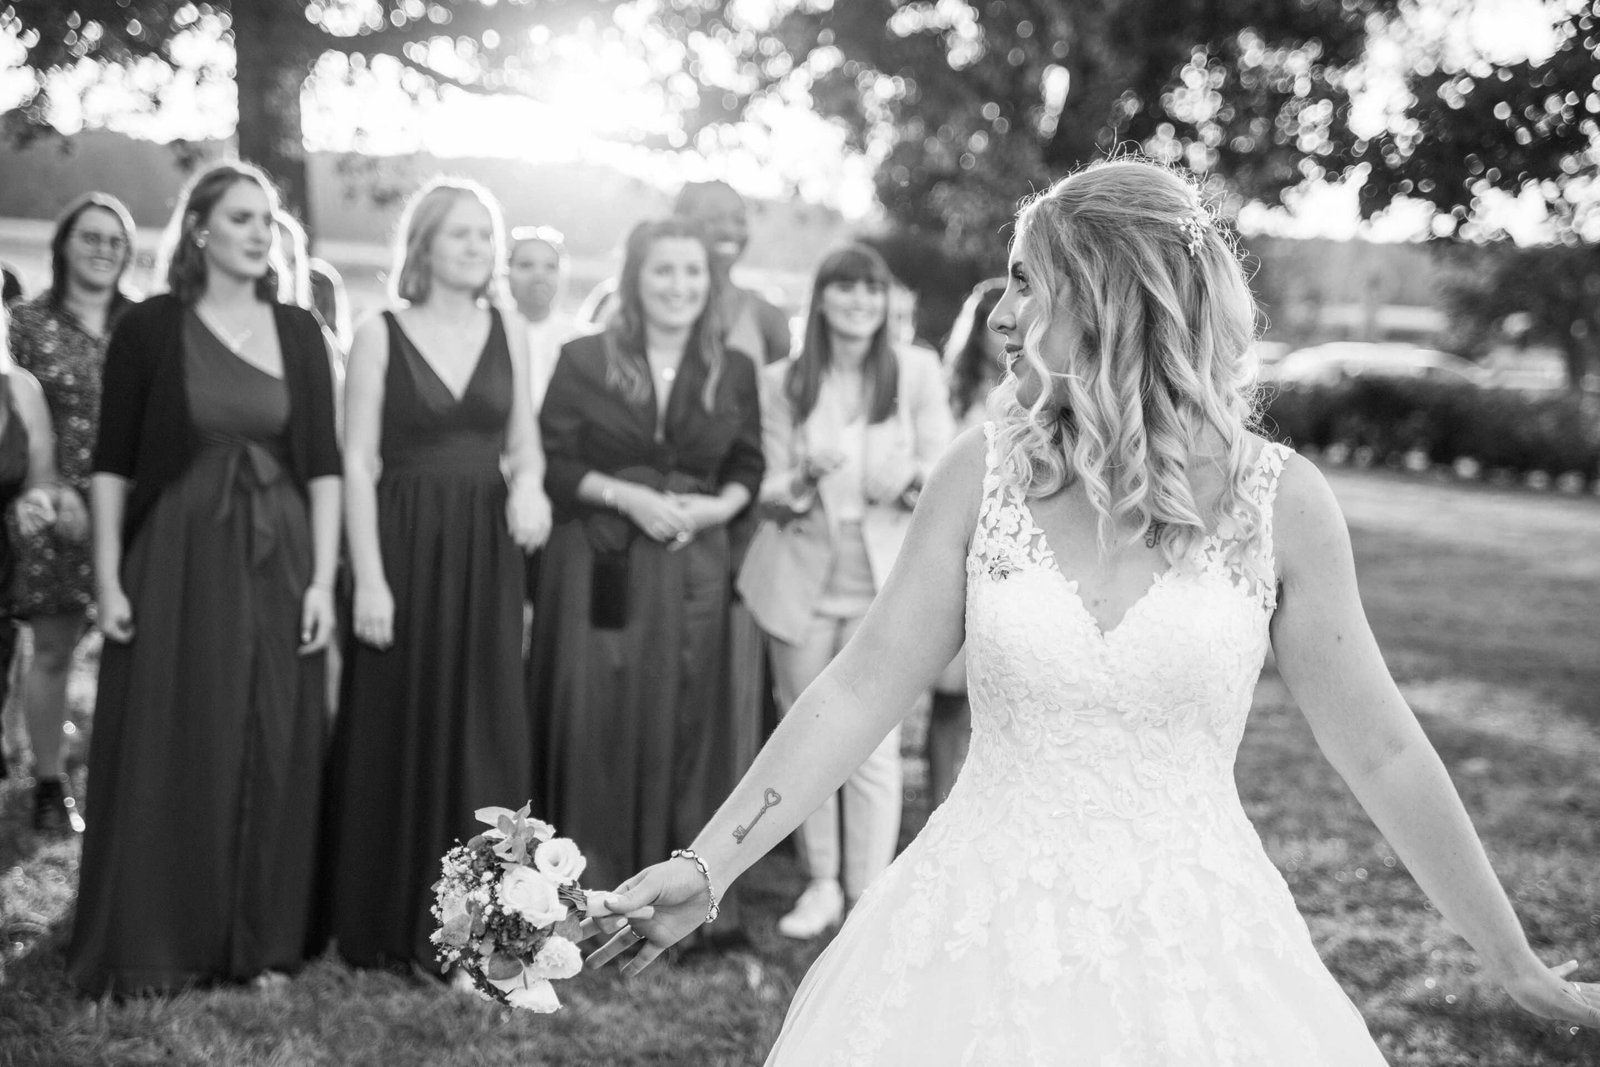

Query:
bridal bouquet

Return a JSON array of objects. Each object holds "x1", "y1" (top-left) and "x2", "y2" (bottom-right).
[{"x1": 432, "y1": 803, "x2": 605, "y2": 1012}]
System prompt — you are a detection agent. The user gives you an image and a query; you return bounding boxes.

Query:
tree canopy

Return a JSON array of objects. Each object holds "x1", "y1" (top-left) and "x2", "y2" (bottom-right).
[
  {"x1": 1, "y1": 1, "x2": 620, "y2": 218},
  {"x1": 659, "y1": 0, "x2": 1402, "y2": 260},
  {"x1": 1335, "y1": 3, "x2": 1600, "y2": 387},
  {"x1": 4, "y1": 1, "x2": 1401, "y2": 246},
  {"x1": 1342, "y1": 1, "x2": 1600, "y2": 238}
]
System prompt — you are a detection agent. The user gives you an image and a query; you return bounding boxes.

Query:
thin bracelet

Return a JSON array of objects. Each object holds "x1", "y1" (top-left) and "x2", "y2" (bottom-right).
[{"x1": 669, "y1": 849, "x2": 721, "y2": 925}]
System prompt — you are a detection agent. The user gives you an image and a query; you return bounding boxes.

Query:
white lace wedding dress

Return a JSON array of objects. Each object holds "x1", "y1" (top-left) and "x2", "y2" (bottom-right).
[{"x1": 765, "y1": 429, "x2": 1388, "y2": 1066}]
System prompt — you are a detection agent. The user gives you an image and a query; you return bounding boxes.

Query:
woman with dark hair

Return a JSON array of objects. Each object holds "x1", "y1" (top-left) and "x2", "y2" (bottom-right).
[
  {"x1": 66, "y1": 160, "x2": 342, "y2": 993},
  {"x1": 5, "y1": 192, "x2": 136, "y2": 832},
  {"x1": 320, "y1": 178, "x2": 549, "y2": 975},
  {"x1": 530, "y1": 216, "x2": 763, "y2": 899},
  {"x1": 927, "y1": 277, "x2": 1007, "y2": 806},
  {"x1": 736, "y1": 243, "x2": 954, "y2": 939}
]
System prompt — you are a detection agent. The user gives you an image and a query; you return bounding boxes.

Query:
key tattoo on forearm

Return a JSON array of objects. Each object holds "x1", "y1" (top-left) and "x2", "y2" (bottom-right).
[{"x1": 733, "y1": 787, "x2": 782, "y2": 843}]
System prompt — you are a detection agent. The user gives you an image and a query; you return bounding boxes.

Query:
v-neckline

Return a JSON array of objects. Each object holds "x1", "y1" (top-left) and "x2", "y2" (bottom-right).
[
  {"x1": 1019, "y1": 500, "x2": 1189, "y2": 639},
  {"x1": 191, "y1": 310, "x2": 284, "y2": 381},
  {"x1": 393, "y1": 311, "x2": 493, "y2": 405}
]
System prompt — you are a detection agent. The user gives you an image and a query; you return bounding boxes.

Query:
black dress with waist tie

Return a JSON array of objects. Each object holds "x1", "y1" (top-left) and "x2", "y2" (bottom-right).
[
  {"x1": 318, "y1": 308, "x2": 530, "y2": 973},
  {"x1": 68, "y1": 307, "x2": 335, "y2": 994}
]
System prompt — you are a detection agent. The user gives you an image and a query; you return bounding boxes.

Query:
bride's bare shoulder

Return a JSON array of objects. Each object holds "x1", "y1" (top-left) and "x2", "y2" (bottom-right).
[{"x1": 915, "y1": 425, "x2": 985, "y2": 534}]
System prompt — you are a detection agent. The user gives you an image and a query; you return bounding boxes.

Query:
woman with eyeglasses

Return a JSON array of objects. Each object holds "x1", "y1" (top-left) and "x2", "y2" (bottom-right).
[{"x1": 4, "y1": 193, "x2": 138, "y2": 834}]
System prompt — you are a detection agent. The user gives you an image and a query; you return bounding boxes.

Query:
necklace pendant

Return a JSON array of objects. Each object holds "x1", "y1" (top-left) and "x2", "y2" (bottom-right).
[{"x1": 659, "y1": 366, "x2": 677, "y2": 383}]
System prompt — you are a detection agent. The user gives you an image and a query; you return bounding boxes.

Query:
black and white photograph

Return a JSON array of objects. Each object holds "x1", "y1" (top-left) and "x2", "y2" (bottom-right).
[{"x1": 0, "y1": 2, "x2": 1597, "y2": 1064}]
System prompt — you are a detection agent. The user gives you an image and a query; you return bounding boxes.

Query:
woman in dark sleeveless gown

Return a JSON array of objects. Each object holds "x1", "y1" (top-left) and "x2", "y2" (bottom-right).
[
  {"x1": 67, "y1": 163, "x2": 342, "y2": 994},
  {"x1": 320, "y1": 179, "x2": 549, "y2": 973}
]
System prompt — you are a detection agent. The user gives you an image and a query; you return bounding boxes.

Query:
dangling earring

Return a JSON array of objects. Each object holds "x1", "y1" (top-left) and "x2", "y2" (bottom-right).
[{"x1": 195, "y1": 231, "x2": 208, "y2": 249}]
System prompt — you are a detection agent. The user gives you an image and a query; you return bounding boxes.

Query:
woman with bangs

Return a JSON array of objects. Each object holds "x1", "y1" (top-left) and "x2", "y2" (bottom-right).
[
  {"x1": 529, "y1": 216, "x2": 763, "y2": 917},
  {"x1": 588, "y1": 158, "x2": 1599, "y2": 1060},
  {"x1": 737, "y1": 242, "x2": 954, "y2": 940},
  {"x1": 320, "y1": 178, "x2": 550, "y2": 975},
  {"x1": 69, "y1": 162, "x2": 342, "y2": 993}
]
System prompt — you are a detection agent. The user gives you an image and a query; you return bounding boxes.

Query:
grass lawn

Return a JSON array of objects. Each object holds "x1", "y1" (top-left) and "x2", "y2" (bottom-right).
[{"x1": 1, "y1": 464, "x2": 1597, "y2": 1066}]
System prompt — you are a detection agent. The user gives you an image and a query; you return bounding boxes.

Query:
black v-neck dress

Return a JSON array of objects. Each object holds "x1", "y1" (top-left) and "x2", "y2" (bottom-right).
[
  {"x1": 68, "y1": 312, "x2": 325, "y2": 993},
  {"x1": 318, "y1": 309, "x2": 529, "y2": 972}
]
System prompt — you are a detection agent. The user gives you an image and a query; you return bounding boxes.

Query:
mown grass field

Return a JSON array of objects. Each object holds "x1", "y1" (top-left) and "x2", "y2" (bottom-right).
[{"x1": 1, "y1": 464, "x2": 1597, "y2": 1066}]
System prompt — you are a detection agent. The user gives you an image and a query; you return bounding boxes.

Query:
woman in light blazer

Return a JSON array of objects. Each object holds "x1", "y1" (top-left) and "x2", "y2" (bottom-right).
[{"x1": 738, "y1": 243, "x2": 954, "y2": 940}]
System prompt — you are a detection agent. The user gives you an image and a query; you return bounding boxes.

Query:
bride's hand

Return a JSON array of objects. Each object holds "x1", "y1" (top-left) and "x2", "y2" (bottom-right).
[
  {"x1": 579, "y1": 858, "x2": 714, "y2": 976},
  {"x1": 1499, "y1": 959, "x2": 1600, "y2": 1027}
]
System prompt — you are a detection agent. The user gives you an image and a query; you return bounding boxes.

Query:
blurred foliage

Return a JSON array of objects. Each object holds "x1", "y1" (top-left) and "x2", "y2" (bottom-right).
[
  {"x1": 673, "y1": 0, "x2": 1402, "y2": 264},
  {"x1": 2, "y1": 3, "x2": 1398, "y2": 255},
  {"x1": 0, "y1": 1, "x2": 621, "y2": 216},
  {"x1": 1265, "y1": 378, "x2": 1600, "y2": 480},
  {"x1": 1433, "y1": 242, "x2": 1600, "y2": 388},
  {"x1": 1343, "y1": 1, "x2": 1600, "y2": 233},
  {"x1": 1330, "y1": 2, "x2": 1600, "y2": 389}
]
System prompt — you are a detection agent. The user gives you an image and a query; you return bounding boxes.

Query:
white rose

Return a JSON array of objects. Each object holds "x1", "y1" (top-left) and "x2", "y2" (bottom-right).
[
  {"x1": 527, "y1": 935, "x2": 583, "y2": 981},
  {"x1": 498, "y1": 865, "x2": 567, "y2": 927},
  {"x1": 506, "y1": 977, "x2": 562, "y2": 1013},
  {"x1": 487, "y1": 969, "x2": 563, "y2": 1013},
  {"x1": 533, "y1": 838, "x2": 587, "y2": 886}
]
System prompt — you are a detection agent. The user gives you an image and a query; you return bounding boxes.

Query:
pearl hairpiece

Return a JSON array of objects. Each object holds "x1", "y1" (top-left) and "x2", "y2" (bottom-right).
[{"x1": 1179, "y1": 211, "x2": 1210, "y2": 258}]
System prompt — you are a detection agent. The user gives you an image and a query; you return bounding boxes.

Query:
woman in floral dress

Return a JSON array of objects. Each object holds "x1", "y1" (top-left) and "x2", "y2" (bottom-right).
[{"x1": 6, "y1": 192, "x2": 136, "y2": 834}]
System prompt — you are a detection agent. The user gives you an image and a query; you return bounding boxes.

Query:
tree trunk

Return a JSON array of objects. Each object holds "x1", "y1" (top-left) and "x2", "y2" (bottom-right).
[{"x1": 231, "y1": 0, "x2": 313, "y2": 228}]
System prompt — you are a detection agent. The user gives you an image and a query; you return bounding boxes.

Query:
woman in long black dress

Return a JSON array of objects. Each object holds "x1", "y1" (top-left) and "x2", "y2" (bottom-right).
[
  {"x1": 530, "y1": 216, "x2": 763, "y2": 898},
  {"x1": 321, "y1": 178, "x2": 550, "y2": 974},
  {"x1": 67, "y1": 162, "x2": 342, "y2": 994}
]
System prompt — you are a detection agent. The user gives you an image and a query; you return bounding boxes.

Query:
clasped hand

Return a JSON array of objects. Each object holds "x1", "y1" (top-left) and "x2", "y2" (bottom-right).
[
  {"x1": 507, "y1": 479, "x2": 552, "y2": 551},
  {"x1": 14, "y1": 485, "x2": 89, "y2": 541},
  {"x1": 622, "y1": 486, "x2": 729, "y2": 546},
  {"x1": 579, "y1": 857, "x2": 717, "y2": 977}
]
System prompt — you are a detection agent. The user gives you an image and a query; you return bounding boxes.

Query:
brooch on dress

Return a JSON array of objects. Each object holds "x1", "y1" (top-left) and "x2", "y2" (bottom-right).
[{"x1": 986, "y1": 555, "x2": 1019, "y2": 581}]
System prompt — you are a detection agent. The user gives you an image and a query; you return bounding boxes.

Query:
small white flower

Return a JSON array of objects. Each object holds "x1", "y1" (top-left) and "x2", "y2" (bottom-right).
[
  {"x1": 498, "y1": 865, "x2": 567, "y2": 927},
  {"x1": 488, "y1": 969, "x2": 564, "y2": 1013},
  {"x1": 506, "y1": 977, "x2": 562, "y2": 1013},
  {"x1": 532, "y1": 838, "x2": 587, "y2": 885},
  {"x1": 528, "y1": 935, "x2": 583, "y2": 980}
]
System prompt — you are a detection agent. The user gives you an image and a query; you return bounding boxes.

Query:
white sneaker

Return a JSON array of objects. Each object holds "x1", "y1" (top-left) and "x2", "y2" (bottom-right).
[{"x1": 777, "y1": 879, "x2": 844, "y2": 940}]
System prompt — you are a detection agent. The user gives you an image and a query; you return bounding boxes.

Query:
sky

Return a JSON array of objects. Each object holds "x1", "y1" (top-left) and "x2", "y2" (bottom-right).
[{"x1": 0, "y1": 0, "x2": 1573, "y2": 236}]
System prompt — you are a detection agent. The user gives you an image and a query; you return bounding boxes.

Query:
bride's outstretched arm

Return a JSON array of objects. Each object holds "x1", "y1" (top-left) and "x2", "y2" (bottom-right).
[
  {"x1": 1270, "y1": 453, "x2": 1600, "y2": 1028},
  {"x1": 586, "y1": 428, "x2": 987, "y2": 974}
]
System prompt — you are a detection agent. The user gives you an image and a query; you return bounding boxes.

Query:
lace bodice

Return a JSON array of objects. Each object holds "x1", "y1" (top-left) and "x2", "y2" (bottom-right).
[
  {"x1": 958, "y1": 428, "x2": 1288, "y2": 852},
  {"x1": 764, "y1": 428, "x2": 1385, "y2": 1066}
]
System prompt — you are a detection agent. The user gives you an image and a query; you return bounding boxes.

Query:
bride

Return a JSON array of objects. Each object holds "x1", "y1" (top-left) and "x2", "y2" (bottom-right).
[{"x1": 584, "y1": 158, "x2": 1599, "y2": 1063}]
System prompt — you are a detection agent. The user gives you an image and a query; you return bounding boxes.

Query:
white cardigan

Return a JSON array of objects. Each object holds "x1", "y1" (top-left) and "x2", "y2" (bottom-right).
[{"x1": 737, "y1": 344, "x2": 955, "y2": 644}]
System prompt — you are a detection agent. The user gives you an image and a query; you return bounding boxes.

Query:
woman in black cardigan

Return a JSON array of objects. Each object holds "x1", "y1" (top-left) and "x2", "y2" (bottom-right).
[
  {"x1": 67, "y1": 161, "x2": 342, "y2": 994},
  {"x1": 529, "y1": 217, "x2": 762, "y2": 916}
]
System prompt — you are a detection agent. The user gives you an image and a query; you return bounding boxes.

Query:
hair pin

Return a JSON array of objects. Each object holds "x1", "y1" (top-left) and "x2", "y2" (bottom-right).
[{"x1": 1179, "y1": 212, "x2": 1209, "y2": 258}]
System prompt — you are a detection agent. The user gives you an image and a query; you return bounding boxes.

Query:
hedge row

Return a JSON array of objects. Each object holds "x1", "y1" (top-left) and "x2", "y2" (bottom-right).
[{"x1": 1260, "y1": 379, "x2": 1600, "y2": 483}]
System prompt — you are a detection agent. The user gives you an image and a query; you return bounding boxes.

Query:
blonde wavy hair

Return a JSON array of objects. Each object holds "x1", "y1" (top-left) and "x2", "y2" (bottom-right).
[
  {"x1": 390, "y1": 177, "x2": 504, "y2": 305},
  {"x1": 992, "y1": 157, "x2": 1264, "y2": 564}
]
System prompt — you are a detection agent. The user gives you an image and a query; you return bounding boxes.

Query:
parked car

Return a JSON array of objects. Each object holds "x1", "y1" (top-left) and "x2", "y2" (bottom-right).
[{"x1": 1263, "y1": 342, "x2": 1488, "y2": 387}]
